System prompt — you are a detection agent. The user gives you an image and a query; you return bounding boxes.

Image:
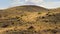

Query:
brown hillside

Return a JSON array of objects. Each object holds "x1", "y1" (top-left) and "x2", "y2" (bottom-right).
[{"x1": 0, "y1": 5, "x2": 60, "y2": 34}]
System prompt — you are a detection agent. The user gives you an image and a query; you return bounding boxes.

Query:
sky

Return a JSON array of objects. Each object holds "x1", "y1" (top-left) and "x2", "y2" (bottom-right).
[{"x1": 0, "y1": 0, "x2": 60, "y2": 9}]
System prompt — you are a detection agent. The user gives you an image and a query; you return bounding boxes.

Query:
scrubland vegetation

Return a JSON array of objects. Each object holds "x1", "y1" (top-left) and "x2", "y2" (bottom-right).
[{"x1": 0, "y1": 5, "x2": 60, "y2": 34}]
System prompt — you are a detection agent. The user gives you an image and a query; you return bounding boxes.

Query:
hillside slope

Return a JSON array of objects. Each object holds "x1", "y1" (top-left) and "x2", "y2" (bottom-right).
[{"x1": 0, "y1": 5, "x2": 60, "y2": 34}]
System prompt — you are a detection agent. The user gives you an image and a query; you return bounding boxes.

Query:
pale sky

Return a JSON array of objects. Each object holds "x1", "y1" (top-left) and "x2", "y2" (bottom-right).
[{"x1": 0, "y1": 0, "x2": 60, "y2": 9}]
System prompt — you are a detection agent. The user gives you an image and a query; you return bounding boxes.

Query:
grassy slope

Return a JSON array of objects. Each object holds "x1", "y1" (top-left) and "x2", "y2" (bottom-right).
[{"x1": 0, "y1": 5, "x2": 60, "y2": 34}]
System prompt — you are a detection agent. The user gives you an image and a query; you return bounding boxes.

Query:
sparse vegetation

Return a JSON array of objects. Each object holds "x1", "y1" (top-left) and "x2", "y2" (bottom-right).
[{"x1": 0, "y1": 5, "x2": 60, "y2": 34}]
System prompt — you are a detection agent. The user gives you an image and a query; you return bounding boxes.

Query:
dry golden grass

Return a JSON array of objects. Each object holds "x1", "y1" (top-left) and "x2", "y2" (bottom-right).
[{"x1": 0, "y1": 5, "x2": 60, "y2": 34}]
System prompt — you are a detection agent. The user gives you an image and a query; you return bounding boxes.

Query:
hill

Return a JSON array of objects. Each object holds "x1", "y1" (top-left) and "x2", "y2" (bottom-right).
[{"x1": 0, "y1": 5, "x2": 60, "y2": 34}]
